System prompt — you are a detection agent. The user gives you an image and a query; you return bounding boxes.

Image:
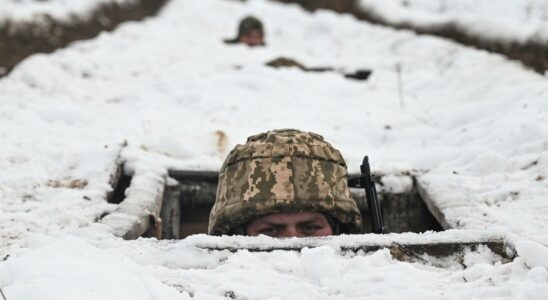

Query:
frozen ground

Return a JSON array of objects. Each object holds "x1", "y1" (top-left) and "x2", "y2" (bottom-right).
[
  {"x1": 0, "y1": 0, "x2": 137, "y2": 22},
  {"x1": 360, "y1": 0, "x2": 548, "y2": 44},
  {"x1": 1, "y1": 0, "x2": 548, "y2": 298}
]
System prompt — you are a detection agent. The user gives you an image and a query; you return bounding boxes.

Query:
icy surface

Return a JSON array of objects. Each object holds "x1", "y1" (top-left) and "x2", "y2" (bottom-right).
[{"x1": 1, "y1": 0, "x2": 548, "y2": 298}]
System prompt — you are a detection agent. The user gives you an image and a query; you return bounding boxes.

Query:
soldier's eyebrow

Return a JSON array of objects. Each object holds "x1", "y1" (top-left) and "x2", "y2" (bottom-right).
[
  {"x1": 296, "y1": 220, "x2": 322, "y2": 227},
  {"x1": 263, "y1": 222, "x2": 287, "y2": 228}
]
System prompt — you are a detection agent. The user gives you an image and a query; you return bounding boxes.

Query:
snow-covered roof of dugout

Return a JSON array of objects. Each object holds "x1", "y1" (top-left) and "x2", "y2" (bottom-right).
[
  {"x1": 0, "y1": 0, "x2": 137, "y2": 22},
  {"x1": 1, "y1": 0, "x2": 548, "y2": 298}
]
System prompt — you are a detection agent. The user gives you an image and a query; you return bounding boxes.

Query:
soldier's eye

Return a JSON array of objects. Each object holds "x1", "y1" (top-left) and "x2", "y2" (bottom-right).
[
  {"x1": 259, "y1": 227, "x2": 280, "y2": 236},
  {"x1": 300, "y1": 224, "x2": 322, "y2": 234}
]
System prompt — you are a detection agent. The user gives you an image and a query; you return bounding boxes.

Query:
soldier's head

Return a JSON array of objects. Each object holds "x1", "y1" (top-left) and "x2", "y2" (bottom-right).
[
  {"x1": 208, "y1": 129, "x2": 362, "y2": 237},
  {"x1": 235, "y1": 16, "x2": 265, "y2": 47}
]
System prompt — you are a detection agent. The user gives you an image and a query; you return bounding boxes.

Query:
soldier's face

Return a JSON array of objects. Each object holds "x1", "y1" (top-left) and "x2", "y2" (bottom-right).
[
  {"x1": 239, "y1": 29, "x2": 264, "y2": 47},
  {"x1": 246, "y1": 212, "x2": 333, "y2": 237}
]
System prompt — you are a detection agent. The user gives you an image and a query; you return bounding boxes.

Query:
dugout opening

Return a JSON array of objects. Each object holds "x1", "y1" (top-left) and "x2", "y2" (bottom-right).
[{"x1": 159, "y1": 170, "x2": 442, "y2": 239}]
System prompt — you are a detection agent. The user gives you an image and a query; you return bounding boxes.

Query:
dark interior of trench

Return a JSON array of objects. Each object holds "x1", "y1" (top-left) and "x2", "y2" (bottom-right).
[{"x1": 158, "y1": 170, "x2": 442, "y2": 239}]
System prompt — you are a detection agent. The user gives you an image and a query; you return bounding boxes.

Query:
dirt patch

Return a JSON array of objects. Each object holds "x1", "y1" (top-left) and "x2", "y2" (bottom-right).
[
  {"x1": 0, "y1": 0, "x2": 169, "y2": 77},
  {"x1": 271, "y1": 0, "x2": 548, "y2": 74},
  {"x1": 47, "y1": 178, "x2": 88, "y2": 189},
  {"x1": 213, "y1": 130, "x2": 229, "y2": 158}
]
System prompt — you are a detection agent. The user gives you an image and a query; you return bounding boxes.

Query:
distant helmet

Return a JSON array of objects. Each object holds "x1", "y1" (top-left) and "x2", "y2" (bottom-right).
[
  {"x1": 237, "y1": 16, "x2": 264, "y2": 38},
  {"x1": 208, "y1": 129, "x2": 362, "y2": 235}
]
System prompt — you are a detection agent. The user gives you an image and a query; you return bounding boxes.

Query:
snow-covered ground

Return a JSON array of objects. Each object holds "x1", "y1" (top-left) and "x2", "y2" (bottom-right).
[
  {"x1": 1, "y1": 0, "x2": 548, "y2": 298},
  {"x1": 360, "y1": 0, "x2": 548, "y2": 44},
  {"x1": 3, "y1": 232, "x2": 548, "y2": 299},
  {"x1": 0, "y1": 0, "x2": 137, "y2": 22},
  {"x1": 369, "y1": 0, "x2": 548, "y2": 22}
]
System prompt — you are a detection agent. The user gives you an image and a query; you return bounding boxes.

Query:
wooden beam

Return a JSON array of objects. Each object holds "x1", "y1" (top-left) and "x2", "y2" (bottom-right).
[
  {"x1": 415, "y1": 179, "x2": 453, "y2": 230},
  {"x1": 168, "y1": 170, "x2": 219, "y2": 183},
  {"x1": 100, "y1": 171, "x2": 166, "y2": 239},
  {"x1": 198, "y1": 240, "x2": 512, "y2": 261}
]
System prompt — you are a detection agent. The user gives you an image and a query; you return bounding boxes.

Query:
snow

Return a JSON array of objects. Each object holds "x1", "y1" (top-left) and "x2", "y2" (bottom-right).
[
  {"x1": 1, "y1": 233, "x2": 548, "y2": 299},
  {"x1": 0, "y1": 236, "x2": 183, "y2": 300},
  {"x1": 0, "y1": 0, "x2": 137, "y2": 22},
  {"x1": 359, "y1": 0, "x2": 548, "y2": 43},
  {"x1": 515, "y1": 241, "x2": 548, "y2": 269},
  {"x1": 1, "y1": 0, "x2": 548, "y2": 298},
  {"x1": 364, "y1": 0, "x2": 548, "y2": 23}
]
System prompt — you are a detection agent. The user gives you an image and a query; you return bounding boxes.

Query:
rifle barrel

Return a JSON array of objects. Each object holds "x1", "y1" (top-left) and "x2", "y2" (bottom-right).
[{"x1": 361, "y1": 156, "x2": 386, "y2": 234}]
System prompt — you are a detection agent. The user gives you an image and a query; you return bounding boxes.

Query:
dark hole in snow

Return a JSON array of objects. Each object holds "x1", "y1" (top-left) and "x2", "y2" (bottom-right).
[
  {"x1": 160, "y1": 171, "x2": 218, "y2": 239},
  {"x1": 374, "y1": 180, "x2": 443, "y2": 233},
  {"x1": 108, "y1": 171, "x2": 132, "y2": 204},
  {"x1": 159, "y1": 170, "x2": 442, "y2": 239}
]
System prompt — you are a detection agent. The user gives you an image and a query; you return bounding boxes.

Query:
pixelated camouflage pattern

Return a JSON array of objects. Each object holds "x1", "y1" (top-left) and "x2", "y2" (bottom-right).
[{"x1": 208, "y1": 129, "x2": 362, "y2": 235}]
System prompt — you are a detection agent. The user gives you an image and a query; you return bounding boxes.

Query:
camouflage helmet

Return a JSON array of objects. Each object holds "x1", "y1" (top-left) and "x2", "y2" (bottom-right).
[
  {"x1": 237, "y1": 16, "x2": 264, "y2": 38},
  {"x1": 208, "y1": 129, "x2": 362, "y2": 235}
]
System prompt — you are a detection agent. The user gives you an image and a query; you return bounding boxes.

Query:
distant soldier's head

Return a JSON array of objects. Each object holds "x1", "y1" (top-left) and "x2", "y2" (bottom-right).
[
  {"x1": 208, "y1": 129, "x2": 362, "y2": 237},
  {"x1": 229, "y1": 15, "x2": 265, "y2": 47}
]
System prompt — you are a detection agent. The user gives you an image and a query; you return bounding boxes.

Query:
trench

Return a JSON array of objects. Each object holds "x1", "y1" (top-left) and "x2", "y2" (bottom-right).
[
  {"x1": 101, "y1": 167, "x2": 513, "y2": 261},
  {"x1": 270, "y1": 0, "x2": 548, "y2": 74},
  {"x1": 160, "y1": 170, "x2": 443, "y2": 239},
  {"x1": 0, "y1": 0, "x2": 169, "y2": 77}
]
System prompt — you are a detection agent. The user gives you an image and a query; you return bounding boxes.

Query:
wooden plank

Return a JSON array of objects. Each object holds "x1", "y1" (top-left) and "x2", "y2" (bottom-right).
[
  {"x1": 169, "y1": 171, "x2": 374, "y2": 185},
  {"x1": 160, "y1": 185, "x2": 181, "y2": 239},
  {"x1": 415, "y1": 179, "x2": 453, "y2": 230},
  {"x1": 168, "y1": 170, "x2": 219, "y2": 183},
  {"x1": 100, "y1": 171, "x2": 166, "y2": 240},
  {"x1": 199, "y1": 240, "x2": 511, "y2": 260}
]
